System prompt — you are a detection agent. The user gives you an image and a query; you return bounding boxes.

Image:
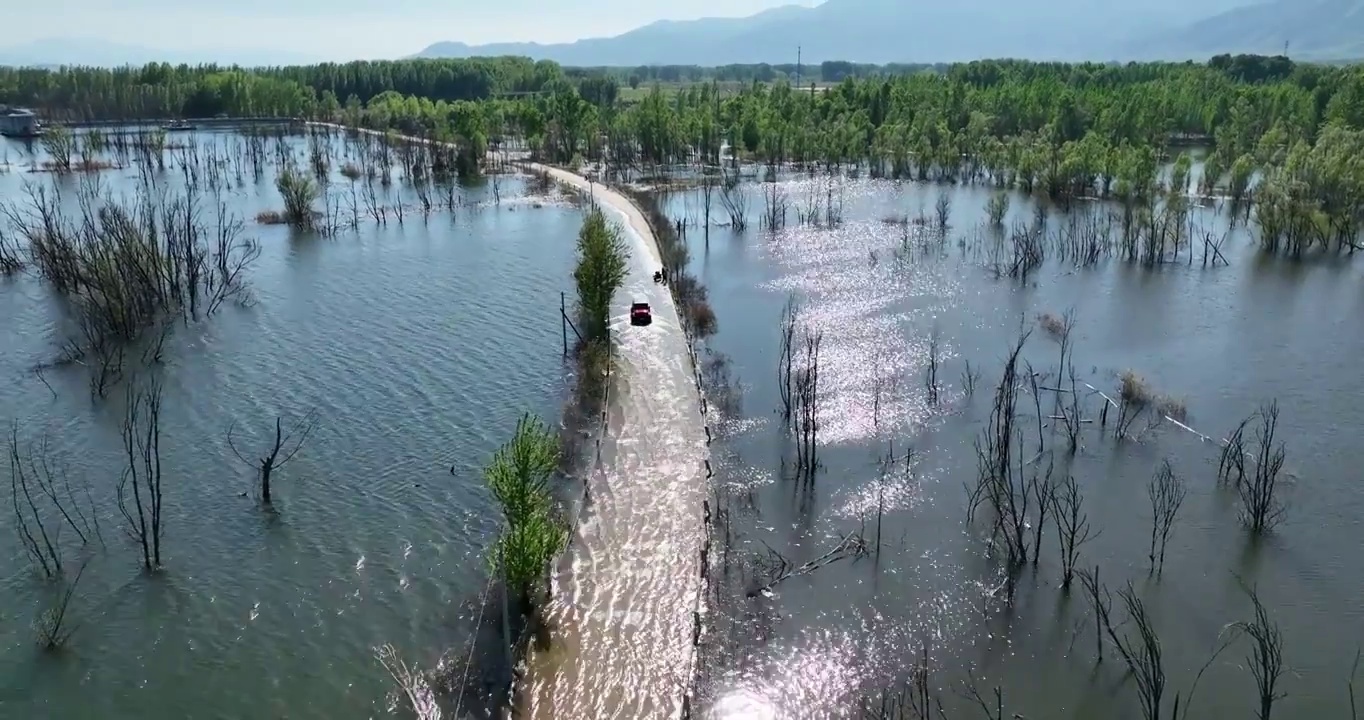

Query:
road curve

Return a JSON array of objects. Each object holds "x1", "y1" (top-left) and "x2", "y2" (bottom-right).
[{"x1": 516, "y1": 163, "x2": 709, "y2": 719}]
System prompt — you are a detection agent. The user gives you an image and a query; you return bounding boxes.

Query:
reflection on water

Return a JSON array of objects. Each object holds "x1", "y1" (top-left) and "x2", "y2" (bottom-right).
[
  {"x1": 0, "y1": 132, "x2": 582, "y2": 718},
  {"x1": 678, "y1": 174, "x2": 1364, "y2": 718}
]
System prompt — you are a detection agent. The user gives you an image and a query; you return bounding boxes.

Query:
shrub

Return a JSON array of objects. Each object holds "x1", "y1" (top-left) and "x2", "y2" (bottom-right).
[
  {"x1": 573, "y1": 209, "x2": 629, "y2": 342},
  {"x1": 484, "y1": 414, "x2": 566, "y2": 613}
]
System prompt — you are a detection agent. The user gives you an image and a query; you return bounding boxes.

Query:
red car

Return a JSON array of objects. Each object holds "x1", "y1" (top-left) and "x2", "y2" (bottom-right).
[{"x1": 630, "y1": 301, "x2": 652, "y2": 326}]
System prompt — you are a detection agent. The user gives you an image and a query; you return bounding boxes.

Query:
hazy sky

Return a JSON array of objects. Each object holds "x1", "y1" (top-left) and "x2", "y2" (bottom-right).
[{"x1": 2, "y1": 0, "x2": 808, "y2": 60}]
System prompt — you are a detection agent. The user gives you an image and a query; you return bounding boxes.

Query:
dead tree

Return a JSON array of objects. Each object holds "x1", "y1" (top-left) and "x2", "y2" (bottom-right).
[
  {"x1": 793, "y1": 330, "x2": 823, "y2": 479},
  {"x1": 1043, "y1": 310, "x2": 1084, "y2": 453},
  {"x1": 1240, "y1": 401, "x2": 1287, "y2": 534},
  {"x1": 1110, "y1": 583, "x2": 1169, "y2": 720},
  {"x1": 228, "y1": 411, "x2": 318, "y2": 505},
  {"x1": 1235, "y1": 584, "x2": 1286, "y2": 720},
  {"x1": 925, "y1": 326, "x2": 941, "y2": 406},
  {"x1": 718, "y1": 167, "x2": 748, "y2": 230},
  {"x1": 1057, "y1": 366, "x2": 1087, "y2": 453},
  {"x1": 363, "y1": 178, "x2": 386, "y2": 225},
  {"x1": 1026, "y1": 361, "x2": 1046, "y2": 453},
  {"x1": 874, "y1": 445, "x2": 891, "y2": 555},
  {"x1": 1217, "y1": 414, "x2": 1252, "y2": 489},
  {"x1": 0, "y1": 228, "x2": 24, "y2": 274},
  {"x1": 700, "y1": 174, "x2": 716, "y2": 245},
  {"x1": 761, "y1": 180, "x2": 788, "y2": 230},
  {"x1": 1147, "y1": 459, "x2": 1186, "y2": 574},
  {"x1": 1077, "y1": 566, "x2": 1111, "y2": 663},
  {"x1": 1029, "y1": 457, "x2": 1055, "y2": 564},
  {"x1": 966, "y1": 328, "x2": 1034, "y2": 568},
  {"x1": 1084, "y1": 575, "x2": 1235, "y2": 720},
  {"x1": 934, "y1": 190, "x2": 952, "y2": 234},
  {"x1": 777, "y1": 294, "x2": 800, "y2": 422},
  {"x1": 960, "y1": 360, "x2": 979, "y2": 398},
  {"x1": 871, "y1": 347, "x2": 890, "y2": 432},
  {"x1": 8, "y1": 427, "x2": 103, "y2": 580},
  {"x1": 35, "y1": 557, "x2": 89, "y2": 651},
  {"x1": 959, "y1": 672, "x2": 1010, "y2": 720},
  {"x1": 375, "y1": 643, "x2": 442, "y2": 719},
  {"x1": 11, "y1": 428, "x2": 63, "y2": 578},
  {"x1": 1052, "y1": 474, "x2": 1095, "y2": 589},
  {"x1": 119, "y1": 377, "x2": 165, "y2": 571},
  {"x1": 859, "y1": 649, "x2": 1015, "y2": 719}
]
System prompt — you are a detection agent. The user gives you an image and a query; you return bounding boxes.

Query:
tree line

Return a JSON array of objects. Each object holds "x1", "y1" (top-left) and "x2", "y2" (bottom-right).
[
  {"x1": 0, "y1": 57, "x2": 565, "y2": 121},
  {"x1": 9, "y1": 54, "x2": 1364, "y2": 256},
  {"x1": 564, "y1": 60, "x2": 946, "y2": 87}
]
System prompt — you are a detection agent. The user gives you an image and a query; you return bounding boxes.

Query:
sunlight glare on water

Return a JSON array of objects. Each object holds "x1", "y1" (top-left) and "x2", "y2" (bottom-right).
[
  {"x1": 708, "y1": 687, "x2": 779, "y2": 720},
  {"x1": 760, "y1": 184, "x2": 964, "y2": 446},
  {"x1": 677, "y1": 170, "x2": 1364, "y2": 717},
  {"x1": 709, "y1": 631, "x2": 863, "y2": 718}
]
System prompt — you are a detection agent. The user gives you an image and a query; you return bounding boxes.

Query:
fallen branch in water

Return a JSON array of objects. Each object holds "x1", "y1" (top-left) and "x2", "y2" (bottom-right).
[
  {"x1": 1086, "y1": 382, "x2": 1299, "y2": 480},
  {"x1": 748, "y1": 531, "x2": 868, "y2": 598},
  {"x1": 374, "y1": 643, "x2": 442, "y2": 720}
]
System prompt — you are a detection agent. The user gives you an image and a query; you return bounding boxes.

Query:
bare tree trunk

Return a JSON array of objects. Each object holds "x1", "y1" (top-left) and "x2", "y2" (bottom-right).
[
  {"x1": 119, "y1": 376, "x2": 164, "y2": 570},
  {"x1": 778, "y1": 294, "x2": 799, "y2": 422},
  {"x1": 1052, "y1": 474, "x2": 1094, "y2": 589},
  {"x1": 1147, "y1": 459, "x2": 1186, "y2": 575},
  {"x1": 229, "y1": 412, "x2": 318, "y2": 506},
  {"x1": 1236, "y1": 585, "x2": 1285, "y2": 720}
]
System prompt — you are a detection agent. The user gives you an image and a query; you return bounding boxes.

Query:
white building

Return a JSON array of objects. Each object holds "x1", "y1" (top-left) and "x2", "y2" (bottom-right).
[{"x1": 0, "y1": 107, "x2": 40, "y2": 137}]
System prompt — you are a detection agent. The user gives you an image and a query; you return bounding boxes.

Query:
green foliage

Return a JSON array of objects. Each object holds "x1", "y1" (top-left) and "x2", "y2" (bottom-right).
[
  {"x1": 485, "y1": 415, "x2": 560, "y2": 526},
  {"x1": 39, "y1": 125, "x2": 74, "y2": 172},
  {"x1": 491, "y1": 507, "x2": 567, "y2": 600},
  {"x1": 1198, "y1": 151, "x2": 1225, "y2": 195},
  {"x1": 1252, "y1": 123, "x2": 1364, "y2": 256},
  {"x1": 573, "y1": 209, "x2": 629, "y2": 343},
  {"x1": 16, "y1": 54, "x2": 1364, "y2": 256},
  {"x1": 483, "y1": 414, "x2": 565, "y2": 608},
  {"x1": 986, "y1": 191, "x2": 1010, "y2": 226},
  {"x1": 275, "y1": 166, "x2": 319, "y2": 227},
  {"x1": 576, "y1": 338, "x2": 611, "y2": 406},
  {"x1": 0, "y1": 58, "x2": 563, "y2": 121}
]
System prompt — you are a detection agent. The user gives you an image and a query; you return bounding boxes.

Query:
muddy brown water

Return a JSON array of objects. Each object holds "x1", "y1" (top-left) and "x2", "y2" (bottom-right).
[{"x1": 516, "y1": 172, "x2": 710, "y2": 720}]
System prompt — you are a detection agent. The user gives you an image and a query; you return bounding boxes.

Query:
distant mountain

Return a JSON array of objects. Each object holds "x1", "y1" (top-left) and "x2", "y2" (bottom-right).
[
  {"x1": 0, "y1": 37, "x2": 324, "y2": 68},
  {"x1": 417, "y1": 5, "x2": 817, "y2": 66},
  {"x1": 1125, "y1": 0, "x2": 1364, "y2": 61},
  {"x1": 415, "y1": 0, "x2": 1260, "y2": 66}
]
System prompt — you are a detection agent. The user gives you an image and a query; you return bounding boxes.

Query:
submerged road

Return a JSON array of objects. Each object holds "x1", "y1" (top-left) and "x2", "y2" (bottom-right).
[{"x1": 518, "y1": 165, "x2": 709, "y2": 719}]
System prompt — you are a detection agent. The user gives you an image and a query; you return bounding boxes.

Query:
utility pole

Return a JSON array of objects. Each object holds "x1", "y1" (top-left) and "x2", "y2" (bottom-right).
[{"x1": 796, "y1": 46, "x2": 801, "y2": 89}]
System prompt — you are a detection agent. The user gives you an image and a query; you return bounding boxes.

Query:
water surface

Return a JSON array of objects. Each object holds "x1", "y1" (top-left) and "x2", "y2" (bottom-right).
[
  {"x1": 0, "y1": 131, "x2": 583, "y2": 718},
  {"x1": 667, "y1": 174, "x2": 1364, "y2": 719}
]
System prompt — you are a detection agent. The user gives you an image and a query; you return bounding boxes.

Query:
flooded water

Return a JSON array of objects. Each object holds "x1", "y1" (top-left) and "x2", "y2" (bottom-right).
[
  {"x1": 0, "y1": 131, "x2": 585, "y2": 718},
  {"x1": 663, "y1": 175, "x2": 1364, "y2": 718},
  {"x1": 519, "y1": 171, "x2": 709, "y2": 718},
  {"x1": 7, "y1": 128, "x2": 1360, "y2": 720}
]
